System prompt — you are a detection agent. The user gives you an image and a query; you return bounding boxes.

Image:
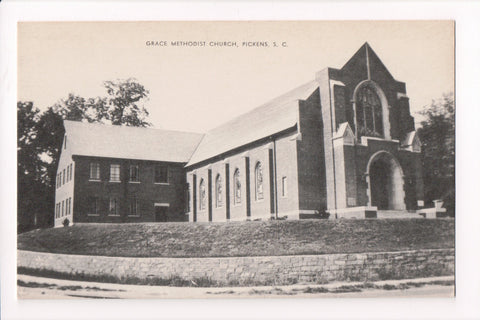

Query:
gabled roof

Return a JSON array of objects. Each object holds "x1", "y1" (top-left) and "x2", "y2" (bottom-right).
[
  {"x1": 341, "y1": 42, "x2": 394, "y2": 80},
  {"x1": 64, "y1": 120, "x2": 204, "y2": 163},
  {"x1": 186, "y1": 80, "x2": 320, "y2": 167}
]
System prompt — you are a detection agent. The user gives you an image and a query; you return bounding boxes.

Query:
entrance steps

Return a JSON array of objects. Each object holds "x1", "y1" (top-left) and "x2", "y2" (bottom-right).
[{"x1": 377, "y1": 210, "x2": 424, "y2": 219}]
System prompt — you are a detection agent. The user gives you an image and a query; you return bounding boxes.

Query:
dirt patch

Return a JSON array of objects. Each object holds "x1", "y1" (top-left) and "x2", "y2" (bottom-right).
[
  {"x1": 205, "y1": 280, "x2": 455, "y2": 296},
  {"x1": 17, "y1": 279, "x2": 124, "y2": 292}
]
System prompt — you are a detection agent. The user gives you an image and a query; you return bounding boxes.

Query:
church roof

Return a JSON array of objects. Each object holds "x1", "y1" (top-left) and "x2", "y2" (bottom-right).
[
  {"x1": 64, "y1": 120, "x2": 204, "y2": 163},
  {"x1": 186, "y1": 80, "x2": 319, "y2": 166}
]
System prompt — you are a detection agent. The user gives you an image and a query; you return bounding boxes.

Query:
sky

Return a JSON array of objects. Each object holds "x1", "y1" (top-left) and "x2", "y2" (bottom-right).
[{"x1": 18, "y1": 21, "x2": 454, "y2": 133}]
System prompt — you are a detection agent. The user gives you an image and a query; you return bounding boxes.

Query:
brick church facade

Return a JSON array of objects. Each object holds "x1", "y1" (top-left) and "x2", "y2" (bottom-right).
[{"x1": 54, "y1": 43, "x2": 424, "y2": 227}]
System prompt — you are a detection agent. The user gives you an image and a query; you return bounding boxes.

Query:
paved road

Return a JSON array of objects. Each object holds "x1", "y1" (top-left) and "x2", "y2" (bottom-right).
[{"x1": 17, "y1": 274, "x2": 454, "y2": 299}]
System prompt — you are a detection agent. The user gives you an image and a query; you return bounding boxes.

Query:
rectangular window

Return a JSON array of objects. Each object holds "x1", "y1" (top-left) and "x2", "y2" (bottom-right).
[
  {"x1": 61, "y1": 200, "x2": 65, "y2": 217},
  {"x1": 282, "y1": 176, "x2": 287, "y2": 197},
  {"x1": 129, "y1": 165, "x2": 139, "y2": 182},
  {"x1": 110, "y1": 164, "x2": 121, "y2": 182},
  {"x1": 70, "y1": 163, "x2": 73, "y2": 180},
  {"x1": 55, "y1": 203, "x2": 58, "y2": 218},
  {"x1": 129, "y1": 197, "x2": 138, "y2": 216},
  {"x1": 186, "y1": 183, "x2": 191, "y2": 212},
  {"x1": 109, "y1": 198, "x2": 119, "y2": 216},
  {"x1": 154, "y1": 165, "x2": 168, "y2": 183},
  {"x1": 90, "y1": 163, "x2": 100, "y2": 180},
  {"x1": 59, "y1": 172, "x2": 62, "y2": 187},
  {"x1": 63, "y1": 169, "x2": 66, "y2": 185},
  {"x1": 68, "y1": 197, "x2": 72, "y2": 215},
  {"x1": 66, "y1": 166, "x2": 70, "y2": 183},
  {"x1": 89, "y1": 197, "x2": 99, "y2": 216}
]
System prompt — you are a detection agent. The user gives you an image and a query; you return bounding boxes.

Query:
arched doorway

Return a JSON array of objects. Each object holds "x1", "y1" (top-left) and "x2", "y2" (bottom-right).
[{"x1": 367, "y1": 151, "x2": 406, "y2": 210}]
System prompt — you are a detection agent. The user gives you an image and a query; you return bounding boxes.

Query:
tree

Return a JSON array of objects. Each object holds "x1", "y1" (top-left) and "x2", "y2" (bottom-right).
[
  {"x1": 103, "y1": 78, "x2": 150, "y2": 127},
  {"x1": 17, "y1": 102, "x2": 51, "y2": 231},
  {"x1": 17, "y1": 79, "x2": 151, "y2": 232},
  {"x1": 417, "y1": 93, "x2": 455, "y2": 215},
  {"x1": 18, "y1": 101, "x2": 40, "y2": 180}
]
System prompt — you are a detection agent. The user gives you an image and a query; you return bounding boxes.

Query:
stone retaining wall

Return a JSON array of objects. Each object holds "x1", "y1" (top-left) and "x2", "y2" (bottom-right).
[{"x1": 17, "y1": 249, "x2": 454, "y2": 286}]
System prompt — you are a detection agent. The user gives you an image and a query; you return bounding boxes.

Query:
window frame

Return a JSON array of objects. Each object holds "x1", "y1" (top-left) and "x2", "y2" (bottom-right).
[
  {"x1": 186, "y1": 183, "x2": 191, "y2": 213},
  {"x1": 255, "y1": 162, "x2": 264, "y2": 201},
  {"x1": 109, "y1": 198, "x2": 119, "y2": 216},
  {"x1": 109, "y1": 164, "x2": 121, "y2": 182},
  {"x1": 233, "y1": 169, "x2": 241, "y2": 205},
  {"x1": 215, "y1": 174, "x2": 223, "y2": 208},
  {"x1": 281, "y1": 176, "x2": 288, "y2": 198},
  {"x1": 89, "y1": 162, "x2": 100, "y2": 181},
  {"x1": 88, "y1": 197, "x2": 100, "y2": 216},
  {"x1": 355, "y1": 83, "x2": 384, "y2": 139},
  {"x1": 128, "y1": 197, "x2": 139, "y2": 217},
  {"x1": 154, "y1": 165, "x2": 169, "y2": 184},
  {"x1": 129, "y1": 165, "x2": 140, "y2": 183},
  {"x1": 199, "y1": 179, "x2": 206, "y2": 211}
]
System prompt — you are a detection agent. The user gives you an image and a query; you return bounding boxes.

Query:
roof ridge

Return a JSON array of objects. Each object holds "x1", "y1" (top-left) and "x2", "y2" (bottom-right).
[
  {"x1": 64, "y1": 119, "x2": 203, "y2": 136},
  {"x1": 202, "y1": 80, "x2": 319, "y2": 136}
]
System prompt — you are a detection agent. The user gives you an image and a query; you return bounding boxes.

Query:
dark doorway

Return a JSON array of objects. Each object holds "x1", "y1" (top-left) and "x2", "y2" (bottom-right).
[
  {"x1": 367, "y1": 151, "x2": 406, "y2": 211},
  {"x1": 370, "y1": 159, "x2": 389, "y2": 210},
  {"x1": 154, "y1": 206, "x2": 168, "y2": 222}
]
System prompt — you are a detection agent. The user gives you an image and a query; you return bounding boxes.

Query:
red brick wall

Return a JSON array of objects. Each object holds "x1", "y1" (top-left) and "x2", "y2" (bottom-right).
[
  {"x1": 73, "y1": 156, "x2": 188, "y2": 223},
  {"x1": 296, "y1": 91, "x2": 327, "y2": 213}
]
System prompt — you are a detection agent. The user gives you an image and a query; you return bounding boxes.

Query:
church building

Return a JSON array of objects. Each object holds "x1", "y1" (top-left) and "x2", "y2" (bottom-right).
[{"x1": 54, "y1": 43, "x2": 424, "y2": 227}]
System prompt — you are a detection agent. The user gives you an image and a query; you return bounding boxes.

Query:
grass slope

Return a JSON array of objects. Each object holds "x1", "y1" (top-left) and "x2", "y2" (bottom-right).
[{"x1": 18, "y1": 219, "x2": 454, "y2": 258}]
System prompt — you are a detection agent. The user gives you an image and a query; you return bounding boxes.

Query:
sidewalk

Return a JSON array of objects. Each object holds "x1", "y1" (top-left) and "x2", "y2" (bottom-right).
[{"x1": 17, "y1": 274, "x2": 455, "y2": 299}]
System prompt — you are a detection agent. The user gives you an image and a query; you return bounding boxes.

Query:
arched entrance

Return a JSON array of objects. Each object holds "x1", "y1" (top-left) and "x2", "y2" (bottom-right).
[{"x1": 366, "y1": 151, "x2": 406, "y2": 210}]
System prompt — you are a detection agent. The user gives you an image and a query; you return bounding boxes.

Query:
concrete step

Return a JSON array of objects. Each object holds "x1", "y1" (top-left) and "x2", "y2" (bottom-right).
[{"x1": 376, "y1": 210, "x2": 424, "y2": 219}]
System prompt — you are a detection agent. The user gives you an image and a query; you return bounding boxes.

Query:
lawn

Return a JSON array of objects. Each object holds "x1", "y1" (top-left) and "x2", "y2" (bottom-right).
[{"x1": 17, "y1": 219, "x2": 454, "y2": 258}]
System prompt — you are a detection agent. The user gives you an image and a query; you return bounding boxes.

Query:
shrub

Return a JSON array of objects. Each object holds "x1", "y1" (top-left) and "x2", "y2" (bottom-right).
[
  {"x1": 318, "y1": 211, "x2": 330, "y2": 219},
  {"x1": 62, "y1": 218, "x2": 70, "y2": 227}
]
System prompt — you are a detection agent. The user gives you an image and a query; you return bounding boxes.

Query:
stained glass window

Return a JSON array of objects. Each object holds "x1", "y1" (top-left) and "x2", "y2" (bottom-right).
[
  {"x1": 255, "y1": 162, "x2": 264, "y2": 200},
  {"x1": 234, "y1": 169, "x2": 241, "y2": 205},
  {"x1": 199, "y1": 179, "x2": 206, "y2": 210},
  {"x1": 215, "y1": 174, "x2": 223, "y2": 208},
  {"x1": 355, "y1": 84, "x2": 384, "y2": 138}
]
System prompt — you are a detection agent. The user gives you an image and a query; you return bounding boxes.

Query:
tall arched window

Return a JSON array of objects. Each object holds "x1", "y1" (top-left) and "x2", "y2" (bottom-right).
[
  {"x1": 215, "y1": 174, "x2": 222, "y2": 208},
  {"x1": 355, "y1": 83, "x2": 384, "y2": 138},
  {"x1": 233, "y1": 169, "x2": 241, "y2": 205},
  {"x1": 199, "y1": 179, "x2": 206, "y2": 211},
  {"x1": 255, "y1": 162, "x2": 264, "y2": 200}
]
